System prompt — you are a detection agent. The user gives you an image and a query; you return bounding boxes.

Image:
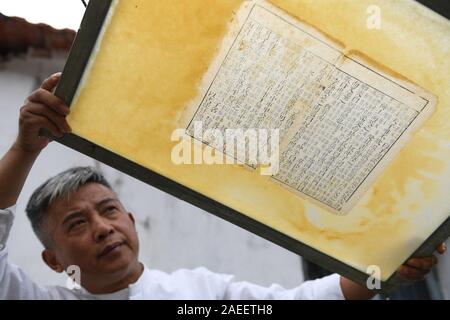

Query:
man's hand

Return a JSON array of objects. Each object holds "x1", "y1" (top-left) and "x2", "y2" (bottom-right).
[
  {"x1": 0, "y1": 73, "x2": 72, "y2": 209},
  {"x1": 397, "y1": 242, "x2": 446, "y2": 282},
  {"x1": 15, "y1": 72, "x2": 71, "y2": 154},
  {"x1": 340, "y1": 243, "x2": 447, "y2": 300}
]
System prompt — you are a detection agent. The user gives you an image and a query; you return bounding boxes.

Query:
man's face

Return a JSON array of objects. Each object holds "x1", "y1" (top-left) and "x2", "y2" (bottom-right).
[{"x1": 44, "y1": 183, "x2": 140, "y2": 281}]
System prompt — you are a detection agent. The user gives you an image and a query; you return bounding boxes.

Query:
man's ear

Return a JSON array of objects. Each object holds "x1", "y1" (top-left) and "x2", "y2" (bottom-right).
[
  {"x1": 128, "y1": 212, "x2": 136, "y2": 226},
  {"x1": 42, "y1": 249, "x2": 64, "y2": 273}
]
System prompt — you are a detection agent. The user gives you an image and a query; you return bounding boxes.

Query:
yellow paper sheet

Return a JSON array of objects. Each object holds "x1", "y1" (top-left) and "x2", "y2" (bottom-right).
[{"x1": 67, "y1": 0, "x2": 450, "y2": 281}]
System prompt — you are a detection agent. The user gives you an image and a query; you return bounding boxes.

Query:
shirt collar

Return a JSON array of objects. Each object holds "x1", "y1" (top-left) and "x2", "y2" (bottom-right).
[{"x1": 78, "y1": 263, "x2": 149, "y2": 300}]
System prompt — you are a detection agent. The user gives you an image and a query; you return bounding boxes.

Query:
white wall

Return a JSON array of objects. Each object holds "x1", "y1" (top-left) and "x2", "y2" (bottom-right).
[{"x1": 0, "y1": 54, "x2": 304, "y2": 290}]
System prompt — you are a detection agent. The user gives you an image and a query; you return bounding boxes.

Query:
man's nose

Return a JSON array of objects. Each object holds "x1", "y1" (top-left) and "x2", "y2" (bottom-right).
[{"x1": 93, "y1": 217, "x2": 114, "y2": 242}]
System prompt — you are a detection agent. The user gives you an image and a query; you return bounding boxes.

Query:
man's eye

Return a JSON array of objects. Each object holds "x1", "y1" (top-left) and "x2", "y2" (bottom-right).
[
  {"x1": 69, "y1": 220, "x2": 86, "y2": 231},
  {"x1": 106, "y1": 206, "x2": 117, "y2": 214}
]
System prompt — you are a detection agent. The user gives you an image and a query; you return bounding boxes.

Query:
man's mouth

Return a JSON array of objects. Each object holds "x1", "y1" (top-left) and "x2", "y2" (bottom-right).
[{"x1": 99, "y1": 241, "x2": 125, "y2": 258}]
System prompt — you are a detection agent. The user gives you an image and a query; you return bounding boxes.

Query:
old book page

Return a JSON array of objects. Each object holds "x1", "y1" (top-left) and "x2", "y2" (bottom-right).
[{"x1": 181, "y1": 0, "x2": 436, "y2": 215}]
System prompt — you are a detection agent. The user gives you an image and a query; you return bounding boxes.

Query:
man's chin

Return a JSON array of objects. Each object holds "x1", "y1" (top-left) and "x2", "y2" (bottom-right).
[{"x1": 96, "y1": 254, "x2": 137, "y2": 275}]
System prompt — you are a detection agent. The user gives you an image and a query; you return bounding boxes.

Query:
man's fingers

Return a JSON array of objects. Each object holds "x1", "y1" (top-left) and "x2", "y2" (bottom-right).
[
  {"x1": 406, "y1": 256, "x2": 437, "y2": 271},
  {"x1": 397, "y1": 265, "x2": 428, "y2": 282},
  {"x1": 27, "y1": 103, "x2": 71, "y2": 134},
  {"x1": 40, "y1": 73, "x2": 62, "y2": 92},
  {"x1": 437, "y1": 243, "x2": 447, "y2": 255},
  {"x1": 29, "y1": 113, "x2": 64, "y2": 138},
  {"x1": 28, "y1": 88, "x2": 70, "y2": 117},
  {"x1": 399, "y1": 255, "x2": 439, "y2": 282}
]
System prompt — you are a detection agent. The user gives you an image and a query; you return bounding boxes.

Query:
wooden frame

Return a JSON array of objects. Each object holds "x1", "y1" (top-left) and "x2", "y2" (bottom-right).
[{"x1": 53, "y1": 0, "x2": 450, "y2": 295}]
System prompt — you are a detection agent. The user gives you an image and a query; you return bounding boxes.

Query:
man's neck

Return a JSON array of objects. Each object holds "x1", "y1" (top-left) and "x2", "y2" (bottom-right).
[{"x1": 83, "y1": 261, "x2": 145, "y2": 295}]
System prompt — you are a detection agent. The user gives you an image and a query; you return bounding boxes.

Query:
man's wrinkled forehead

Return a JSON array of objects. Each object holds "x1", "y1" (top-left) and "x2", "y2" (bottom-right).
[{"x1": 47, "y1": 183, "x2": 118, "y2": 217}]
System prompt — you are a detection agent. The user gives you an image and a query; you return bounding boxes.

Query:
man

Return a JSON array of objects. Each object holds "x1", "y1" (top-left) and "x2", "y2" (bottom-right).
[{"x1": 0, "y1": 73, "x2": 446, "y2": 300}]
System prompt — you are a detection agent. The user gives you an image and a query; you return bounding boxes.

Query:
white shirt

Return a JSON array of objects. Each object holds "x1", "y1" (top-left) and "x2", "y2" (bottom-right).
[{"x1": 0, "y1": 206, "x2": 345, "y2": 300}]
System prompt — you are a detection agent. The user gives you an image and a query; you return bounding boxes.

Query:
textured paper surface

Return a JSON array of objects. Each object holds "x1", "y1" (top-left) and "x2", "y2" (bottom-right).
[{"x1": 68, "y1": 0, "x2": 450, "y2": 280}]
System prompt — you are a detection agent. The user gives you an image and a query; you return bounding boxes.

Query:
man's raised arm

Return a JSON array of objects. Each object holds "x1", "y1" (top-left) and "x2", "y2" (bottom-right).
[{"x1": 0, "y1": 73, "x2": 71, "y2": 209}]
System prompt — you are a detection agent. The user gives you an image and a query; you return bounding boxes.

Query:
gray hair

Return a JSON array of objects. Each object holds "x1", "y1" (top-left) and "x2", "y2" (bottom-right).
[{"x1": 26, "y1": 167, "x2": 113, "y2": 248}]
